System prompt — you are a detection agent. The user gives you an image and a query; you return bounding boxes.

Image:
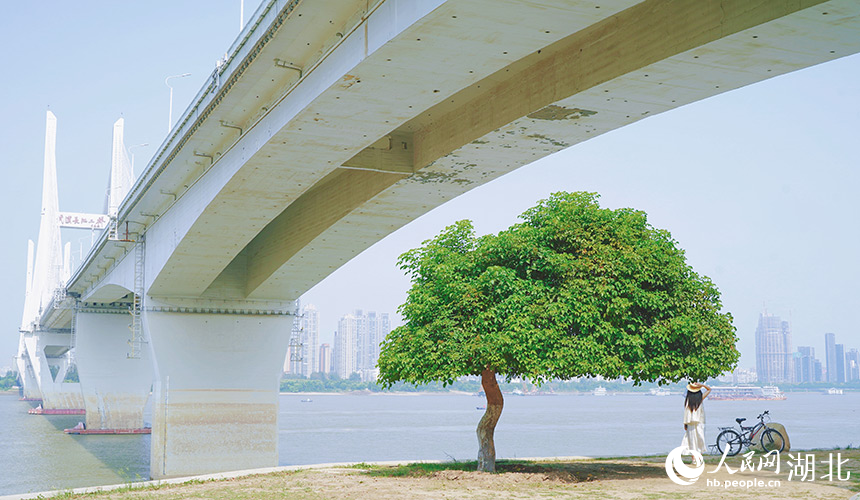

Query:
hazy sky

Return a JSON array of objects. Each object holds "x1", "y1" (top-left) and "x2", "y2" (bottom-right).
[{"x1": 1, "y1": 2, "x2": 858, "y2": 372}]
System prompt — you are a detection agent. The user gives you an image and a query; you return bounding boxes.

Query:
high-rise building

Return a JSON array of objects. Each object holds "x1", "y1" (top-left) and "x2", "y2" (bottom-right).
[
  {"x1": 847, "y1": 348, "x2": 860, "y2": 382},
  {"x1": 835, "y1": 344, "x2": 846, "y2": 383},
  {"x1": 796, "y1": 346, "x2": 816, "y2": 384},
  {"x1": 331, "y1": 331, "x2": 340, "y2": 376},
  {"x1": 318, "y1": 343, "x2": 332, "y2": 374},
  {"x1": 813, "y1": 358, "x2": 824, "y2": 383},
  {"x1": 824, "y1": 333, "x2": 837, "y2": 382},
  {"x1": 335, "y1": 314, "x2": 358, "y2": 378},
  {"x1": 792, "y1": 352, "x2": 803, "y2": 383},
  {"x1": 363, "y1": 311, "x2": 379, "y2": 376},
  {"x1": 333, "y1": 309, "x2": 392, "y2": 381},
  {"x1": 755, "y1": 313, "x2": 793, "y2": 383}
]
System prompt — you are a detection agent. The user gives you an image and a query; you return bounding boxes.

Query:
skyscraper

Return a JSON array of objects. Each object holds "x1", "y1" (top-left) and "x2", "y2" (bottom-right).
[
  {"x1": 356, "y1": 311, "x2": 391, "y2": 382},
  {"x1": 755, "y1": 313, "x2": 793, "y2": 383},
  {"x1": 825, "y1": 333, "x2": 837, "y2": 382},
  {"x1": 333, "y1": 309, "x2": 392, "y2": 381},
  {"x1": 835, "y1": 344, "x2": 846, "y2": 383},
  {"x1": 813, "y1": 358, "x2": 824, "y2": 383},
  {"x1": 335, "y1": 314, "x2": 358, "y2": 378},
  {"x1": 846, "y1": 348, "x2": 860, "y2": 382},
  {"x1": 318, "y1": 343, "x2": 332, "y2": 374},
  {"x1": 795, "y1": 346, "x2": 816, "y2": 384}
]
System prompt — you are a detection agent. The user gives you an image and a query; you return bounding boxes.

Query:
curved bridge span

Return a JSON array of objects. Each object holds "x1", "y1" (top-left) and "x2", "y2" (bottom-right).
[{"x1": 19, "y1": 0, "x2": 860, "y2": 479}]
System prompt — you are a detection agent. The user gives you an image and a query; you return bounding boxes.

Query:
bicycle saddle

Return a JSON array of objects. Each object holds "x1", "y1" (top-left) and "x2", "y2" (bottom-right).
[{"x1": 736, "y1": 418, "x2": 746, "y2": 424}]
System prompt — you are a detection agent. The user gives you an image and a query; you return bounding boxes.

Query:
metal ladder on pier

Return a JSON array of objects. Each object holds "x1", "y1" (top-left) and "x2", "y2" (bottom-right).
[
  {"x1": 288, "y1": 303, "x2": 303, "y2": 374},
  {"x1": 127, "y1": 237, "x2": 147, "y2": 359},
  {"x1": 69, "y1": 303, "x2": 78, "y2": 363}
]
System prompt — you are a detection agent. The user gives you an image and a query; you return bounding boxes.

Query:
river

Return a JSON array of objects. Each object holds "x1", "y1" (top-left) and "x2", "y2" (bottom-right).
[{"x1": 1, "y1": 391, "x2": 858, "y2": 496}]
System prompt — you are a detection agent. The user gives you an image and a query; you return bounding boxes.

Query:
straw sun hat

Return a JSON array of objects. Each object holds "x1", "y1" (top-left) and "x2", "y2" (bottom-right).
[{"x1": 686, "y1": 383, "x2": 702, "y2": 392}]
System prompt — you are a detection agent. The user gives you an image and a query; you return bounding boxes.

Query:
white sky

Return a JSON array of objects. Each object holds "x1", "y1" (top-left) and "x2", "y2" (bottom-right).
[{"x1": 1, "y1": 2, "x2": 858, "y2": 372}]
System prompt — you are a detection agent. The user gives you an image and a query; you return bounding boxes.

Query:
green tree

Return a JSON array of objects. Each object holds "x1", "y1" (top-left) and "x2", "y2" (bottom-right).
[
  {"x1": 0, "y1": 371, "x2": 20, "y2": 391},
  {"x1": 378, "y1": 192, "x2": 738, "y2": 472}
]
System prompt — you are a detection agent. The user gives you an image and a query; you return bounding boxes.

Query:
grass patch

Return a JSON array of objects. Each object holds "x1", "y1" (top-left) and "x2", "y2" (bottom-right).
[{"x1": 366, "y1": 460, "x2": 480, "y2": 477}]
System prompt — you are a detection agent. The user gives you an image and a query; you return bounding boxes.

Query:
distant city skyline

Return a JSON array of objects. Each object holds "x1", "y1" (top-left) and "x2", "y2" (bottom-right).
[
  {"x1": 286, "y1": 304, "x2": 860, "y2": 385},
  {"x1": 753, "y1": 314, "x2": 859, "y2": 384},
  {"x1": 283, "y1": 304, "x2": 392, "y2": 382},
  {"x1": 2, "y1": 4, "x2": 859, "y2": 373}
]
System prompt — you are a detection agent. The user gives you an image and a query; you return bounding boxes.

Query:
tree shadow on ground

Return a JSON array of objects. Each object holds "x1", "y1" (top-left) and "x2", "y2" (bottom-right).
[{"x1": 363, "y1": 459, "x2": 666, "y2": 484}]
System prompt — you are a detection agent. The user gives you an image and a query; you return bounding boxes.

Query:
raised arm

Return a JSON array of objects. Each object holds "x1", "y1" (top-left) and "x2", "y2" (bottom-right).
[{"x1": 701, "y1": 384, "x2": 712, "y2": 400}]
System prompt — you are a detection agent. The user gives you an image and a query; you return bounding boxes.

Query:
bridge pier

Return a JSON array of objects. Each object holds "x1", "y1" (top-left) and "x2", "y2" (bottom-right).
[
  {"x1": 23, "y1": 331, "x2": 83, "y2": 409},
  {"x1": 144, "y1": 303, "x2": 292, "y2": 479},
  {"x1": 75, "y1": 309, "x2": 154, "y2": 430},
  {"x1": 15, "y1": 346, "x2": 42, "y2": 401}
]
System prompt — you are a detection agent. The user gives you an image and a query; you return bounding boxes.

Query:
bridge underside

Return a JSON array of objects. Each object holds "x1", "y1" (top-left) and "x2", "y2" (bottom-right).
[{"x1": 134, "y1": 0, "x2": 860, "y2": 306}]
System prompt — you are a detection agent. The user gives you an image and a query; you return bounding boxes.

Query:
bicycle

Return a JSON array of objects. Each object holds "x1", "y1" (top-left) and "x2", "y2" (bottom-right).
[{"x1": 715, "y1": 410, "x2": 785, "y2": 456}]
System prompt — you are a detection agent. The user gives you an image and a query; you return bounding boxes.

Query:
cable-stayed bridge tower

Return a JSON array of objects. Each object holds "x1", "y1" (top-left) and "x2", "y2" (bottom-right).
[{"x1": 16, "y1": 112, "x2": 153, "y2": 426}]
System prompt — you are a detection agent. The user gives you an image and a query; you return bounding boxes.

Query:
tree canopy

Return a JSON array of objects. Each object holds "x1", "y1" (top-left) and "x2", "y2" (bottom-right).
[
  {"x1": 377, "y1": 192, "x2": 738, "y2": 471},
  {"x1": 378, "y1": 191, "x2": 738, "y2": 388}
]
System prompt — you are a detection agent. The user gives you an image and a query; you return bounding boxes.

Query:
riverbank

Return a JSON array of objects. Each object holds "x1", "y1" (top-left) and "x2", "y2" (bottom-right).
[{"x1": 6, "y1": 449, "x2": 857, "y2": 500}]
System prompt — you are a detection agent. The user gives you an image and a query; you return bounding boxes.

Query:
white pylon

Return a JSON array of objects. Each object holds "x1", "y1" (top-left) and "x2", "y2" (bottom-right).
[
  {"x1": 20, "y1": 240, "x2": 35, "y2": 330},
  {"x1": 26, "y1": 110, "x2": 63, "y2": 326},
  {"x1": 108, "y1": 118, "x2": 134, "y2": 218}
]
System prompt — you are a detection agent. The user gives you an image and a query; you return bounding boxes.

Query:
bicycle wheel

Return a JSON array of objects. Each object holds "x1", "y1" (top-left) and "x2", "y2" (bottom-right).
[
  {"x1": 716, "y1": 429, "x2": 742, "y2": 456},
  {"x1": 760, "y1": 428, "x2": 785, "y2": 453}
]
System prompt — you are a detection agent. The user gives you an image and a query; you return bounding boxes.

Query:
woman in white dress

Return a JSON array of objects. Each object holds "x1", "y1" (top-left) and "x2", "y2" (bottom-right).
[{"x1": 682, "y1": 382, "x2": 711, "y2": 465}]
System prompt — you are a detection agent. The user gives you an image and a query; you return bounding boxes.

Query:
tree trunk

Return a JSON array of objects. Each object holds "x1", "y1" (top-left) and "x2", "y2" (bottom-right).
[{"x1": 477, "y1": 368, "x2": 504, "y2": 472}]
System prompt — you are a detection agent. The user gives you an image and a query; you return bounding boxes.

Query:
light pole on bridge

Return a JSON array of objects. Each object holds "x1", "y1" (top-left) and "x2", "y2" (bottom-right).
[
  {"x1": 165, "y1": 73, "x2": 191, "y2": 134},
  {"x1": 127, "y1": 143, "x2": 148, "y2": 174}
]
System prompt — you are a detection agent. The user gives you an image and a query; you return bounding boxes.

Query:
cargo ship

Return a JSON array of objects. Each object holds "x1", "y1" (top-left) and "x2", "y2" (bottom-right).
[{"x1": 708, "y1": 385, "x2": 786, "y2": 401}]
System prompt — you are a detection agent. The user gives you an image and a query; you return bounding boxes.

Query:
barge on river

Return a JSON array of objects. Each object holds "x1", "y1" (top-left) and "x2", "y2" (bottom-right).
[{"x1": 708, "y1": 385, "x2": 786, "y2": 401}]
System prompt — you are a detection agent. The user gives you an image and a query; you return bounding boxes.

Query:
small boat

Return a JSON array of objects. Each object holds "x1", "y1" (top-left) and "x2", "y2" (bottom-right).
[
  {"x1": 476, "y1": 406, "x2": 486, "y2": 410},
  {"x1": 761, "y1": 386, "x2": 787, "y2": 399},
  {"x1": 593, "y1": 387, "x2": 607, "y2": 396},
  {"x1": 300, "y1": 398, "x2": 313, "y2": 403},
  {"x1": 825, "y1": 388, "x2": 843, "y2": 395}
]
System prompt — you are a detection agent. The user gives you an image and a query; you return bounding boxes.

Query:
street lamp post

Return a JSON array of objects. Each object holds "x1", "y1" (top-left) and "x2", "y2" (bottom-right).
[
  {"x1": 165, "y1": 73, "x2": 191, "y2": 133},
  {"x1": 127, "y1": 143, "x2": 149, "y2": 174}
]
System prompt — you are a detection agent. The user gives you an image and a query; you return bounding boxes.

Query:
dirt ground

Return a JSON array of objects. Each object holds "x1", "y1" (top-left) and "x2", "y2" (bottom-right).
[{"x1": 39, "y1": 450, "x2": 859, "y2": 500}]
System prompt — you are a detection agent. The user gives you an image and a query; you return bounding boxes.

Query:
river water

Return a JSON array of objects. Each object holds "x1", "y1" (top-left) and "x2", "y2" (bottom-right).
[{"x1": 1, "y1": 391, "x2": 858, "y2": 496}]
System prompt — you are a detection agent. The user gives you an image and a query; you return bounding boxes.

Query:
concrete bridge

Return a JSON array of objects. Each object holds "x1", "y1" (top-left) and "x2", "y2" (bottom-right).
[{"x1": 16, "y1": 0, "x2": 860, "y2": 479}]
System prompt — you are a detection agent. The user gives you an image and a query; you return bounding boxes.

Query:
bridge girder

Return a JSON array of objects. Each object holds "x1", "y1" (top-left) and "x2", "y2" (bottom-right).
[{"x1": 68, "y1": 0, "x2": 860, "y2": 304}]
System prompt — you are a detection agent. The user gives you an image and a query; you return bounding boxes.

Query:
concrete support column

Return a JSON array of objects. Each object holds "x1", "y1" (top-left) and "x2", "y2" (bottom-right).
[
  {"x1": 76, "y1": 310, "x2": 155, "y2": 430},
  {"x1": 53, "y1": 356, "x2": 71, "y2": 385},
  {"x1": 15, "y1": 347, "x2": 42, "y2": 400},
  {"x1": 23, "y1": 332, "x2": 83, "y2": 409},
  {"x1": 145, "y1": 307, "x2": 291, "y2": 479}
]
